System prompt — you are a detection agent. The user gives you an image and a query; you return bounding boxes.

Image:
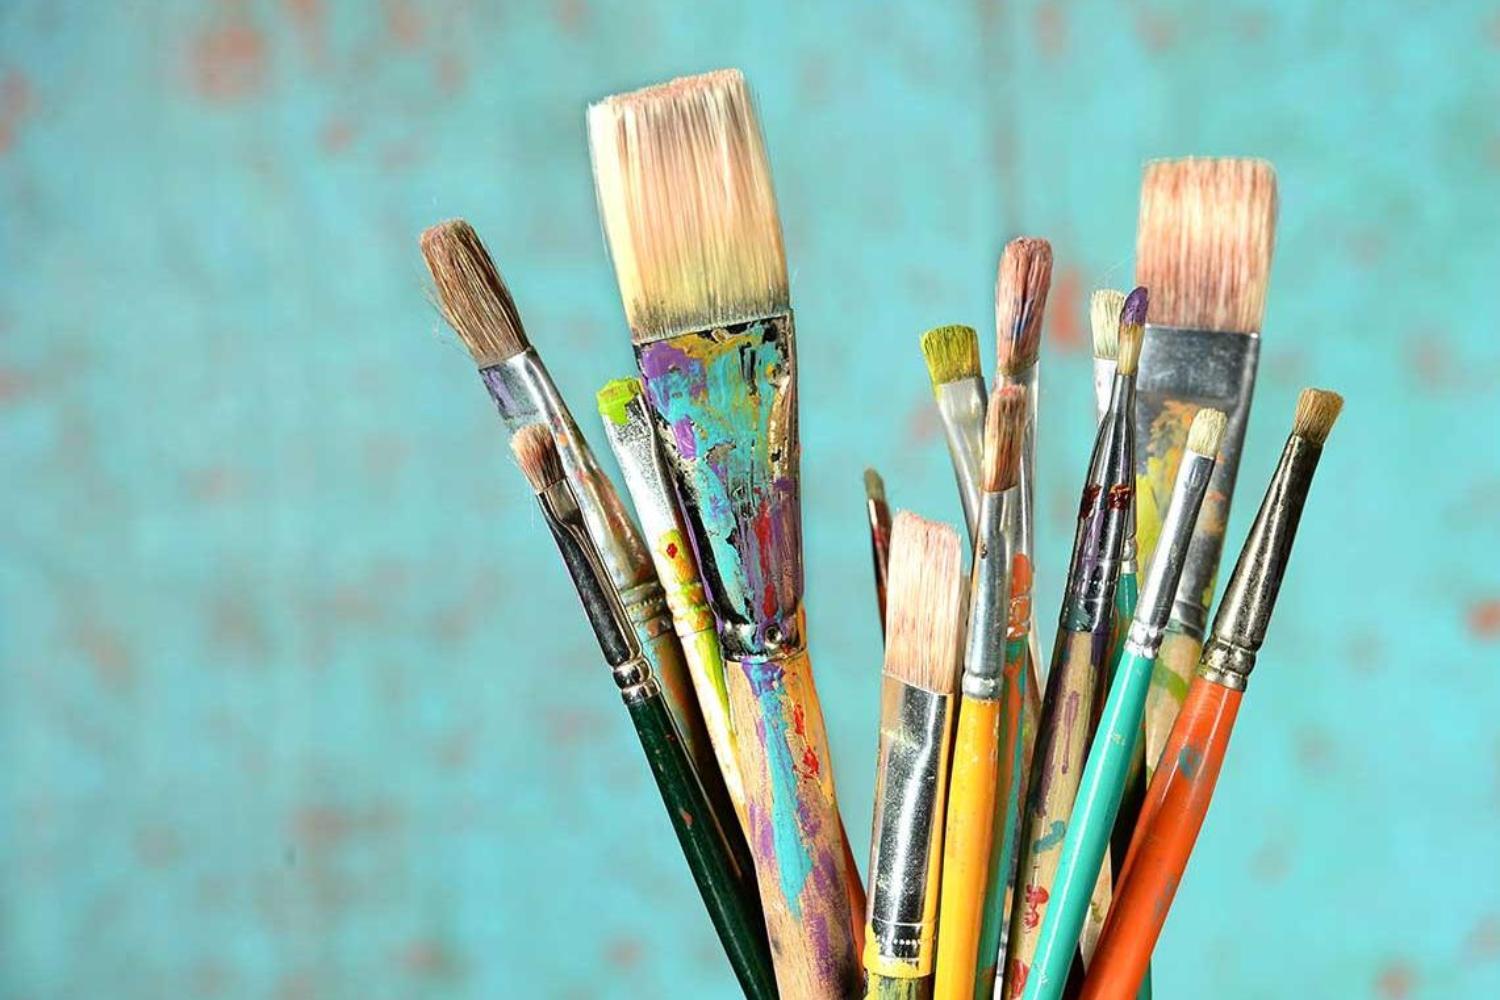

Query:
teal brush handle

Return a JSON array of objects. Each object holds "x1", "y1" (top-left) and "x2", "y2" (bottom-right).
[{"x1": 626, "y1": 692, "x2": 778, "y2": 999}]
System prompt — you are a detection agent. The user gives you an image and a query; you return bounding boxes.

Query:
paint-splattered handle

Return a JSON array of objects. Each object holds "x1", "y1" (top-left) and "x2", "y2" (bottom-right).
[
  {"x1": 1141, "y1": 630, "x2": 1203, "y2": 778},
  {"x1": 727, "y1": 650, "x2": 863, "y2": 999},
  {"x1": 1079, "y1": 681, "x2": 1241, "y2": 1000},
  {"x1": 626, "y1": 692, "x2": 779, "y2": 1000}
]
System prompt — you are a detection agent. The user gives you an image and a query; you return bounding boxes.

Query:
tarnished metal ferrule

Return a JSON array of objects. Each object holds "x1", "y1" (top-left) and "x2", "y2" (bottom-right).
[
  {"x1": 961, "y1": 489, "x2": 1012, "y2": 699},
  {"x1": 536, "y1": 480, "x2": 644, "y2": 671},
  {"x1": 1063, "y1": 371, "x2": 1135, "y2": 634},
  {"x1": 1197, "y1": 433, "x2": 1323, "y2": 691},
  {"x1": 868, "y1": 679, "x2": 954, "y2": 970},
  {"x1": 1125, "y1": 447, "x2": 1218, "y2": 659},
  {"x1": 1136, "y1": 326, "x2": 1260, "y2": 639},
  {"x1": 934, "y1": 376, "x2": 986, "y2": 543},
  {"x1": 1092, "y1": 358, "x2": 1117, "y2": 425}
]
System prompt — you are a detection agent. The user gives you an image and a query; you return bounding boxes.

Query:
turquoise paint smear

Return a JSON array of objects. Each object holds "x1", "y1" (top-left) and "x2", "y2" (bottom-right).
[
  {"x1": 1033, "y1": 820, "x2": 1067, "y2": 852},
  {"x1": 745, "y1": 659, "x2": 814, "y2": 916}
]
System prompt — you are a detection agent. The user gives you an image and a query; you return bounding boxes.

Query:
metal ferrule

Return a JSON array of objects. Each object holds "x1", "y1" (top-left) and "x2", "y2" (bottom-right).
[
  {"x1": 535, "y1": 480, "x2": 643, "y2": 670},
  {"x1": 1198, "y1": 434, "x2": 1323, "y2": 691},
  {"x1": 1092, "y1": 358, "x2": 1117, "y2": 425},
  {"x1": 868, "y1": 679, "x2": 954, "y2": 968},
  {"x1": 1136, "y1": 325, "x2": 1260, "y2": 638},
  {"x1": 1124, "y1": 447, "x2": 1217, "y2": 659},
  {"x1": 1062, "y1": 371, "x2": 1135, "y2": 635},
  {"x1": 961, "y1": 488, "x2": 1013, "y2": 699},
  {"x1": 933, "y1": 375, "x2": 987, "y2": 543}
]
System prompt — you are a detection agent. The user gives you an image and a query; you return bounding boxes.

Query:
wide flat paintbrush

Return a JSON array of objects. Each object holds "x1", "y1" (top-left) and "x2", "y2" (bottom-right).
[
  {"x1": 511, "y1": 425, "x2": 777, "y2": 999},
  {"x1": 865, "y1": 512, "x2": 965, "y2": 999},
  {"x1": 1082, "y1": 389, "x2": 1342, "y2": 1000},
  {"x1": 589, "y1": 69, "x2": 863, "y2": 997},
  {"x1": 866, "y1": 468, "x2": 893, "y2": 634}
]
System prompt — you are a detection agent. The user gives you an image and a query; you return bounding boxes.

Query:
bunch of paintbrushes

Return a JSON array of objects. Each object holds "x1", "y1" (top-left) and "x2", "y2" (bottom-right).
[{"x1": 415, "y1": 62, "x2": 1342, "y2": 999}]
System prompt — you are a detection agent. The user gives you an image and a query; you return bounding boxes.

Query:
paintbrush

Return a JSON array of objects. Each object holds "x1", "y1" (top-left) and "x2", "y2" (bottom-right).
[
  {"x1": 1132, "y1": 159, "x2": 1278, "y2": 782},
  {"x1": 1022, "y1": 409, "x2": 1226, "y2": 1000},
  {"x1": 1089, "y1": 290, "x2": 1127, "y2": 424},
  {"x1": 1081, "y1": 388, "x2": 1342, "y2": 1000},
  {"x1": 865, "y1": 512, "x2": 965, "y2": 999},
  {"x1": 867, "y1": 468, "x2": 893, "y2": 634},
  {"x1": 510, "y1": 425, "x2": 777, "y2": 999},
  {"x1": 597, "y1": 377, "x2": 748, "y2": 830},
  {"x1": 589, "y1": 69, "x2": 863, "y2": 997},
  {"x1": 1001, "y1": 289, "x2": 1146, "y2": 1000},
  {"x1": 921, "y1": 323, "x2": 986, "y2": 541},
  {"x1": 932, "y1": 386, "x2": 1026, "y2": 1000}
]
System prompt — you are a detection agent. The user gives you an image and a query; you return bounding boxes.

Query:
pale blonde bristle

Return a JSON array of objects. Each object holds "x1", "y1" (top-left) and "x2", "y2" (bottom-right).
[
  {"x1": 883, "y1": 512, "x2": 964, "y2": 694},
  {"x1": 1292, "y1": 388, "x2": 1343, "y2": 446},
  {"x1": 1186, "y1": 408, "x2": 1228, "y2": 456},
  {"x1": 1136, "y1": 158, "x2": 1278, "y2": 333},
  {"x1": 1090, "y1": 289, "x2": 1126, "y2": 362},
  {"x1": 995, "y1": 237, "x2": 1053, "y2": 374},
  {"x1": 588, "y1": 69, "x2": 788, "y2": 343},
  {"x1": 420, "y1": 219, "x2": 528, "y2": 367},
  {"x1": 1115, "y1": 318, "x2": 1143, "y2": 377},
  {"x1": 511, "y1": 424, "x2": 566, "y2": 492},
  {"x1": 920, "y1": 324, "x2": 982, "y2": 387},
  {"x1": 981, "y1": 385, "x2": 1026, "y2": 494}
]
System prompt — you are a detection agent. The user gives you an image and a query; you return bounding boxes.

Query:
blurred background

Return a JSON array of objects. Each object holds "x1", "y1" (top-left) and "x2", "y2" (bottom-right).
[{"x1": 2, "y1": 1, "x2": 1498, "y2": 997}]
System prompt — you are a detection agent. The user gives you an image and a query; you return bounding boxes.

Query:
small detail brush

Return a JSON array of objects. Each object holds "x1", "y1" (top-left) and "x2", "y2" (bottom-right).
[
  {"x1": 866, "y1": 512, "x2": 965, "y2": 999},
  {"x1": 511, "y1": 425, "x2": 777, "y2": 999},
  {"x1": 867, "y1": 468, "x2": 894, "y2": 634},
  {"x1": 1082, "y1": 389, "x2": 1342, "y2": 1000},
  {"x1": 921, "y1": 323, "x2": 987, "y2": 541}
]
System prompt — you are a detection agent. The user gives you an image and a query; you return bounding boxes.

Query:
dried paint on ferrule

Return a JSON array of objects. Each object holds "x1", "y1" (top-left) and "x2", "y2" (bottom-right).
[{"x1": 961, "y1": 490, "x2": 1012, "y2": 698}]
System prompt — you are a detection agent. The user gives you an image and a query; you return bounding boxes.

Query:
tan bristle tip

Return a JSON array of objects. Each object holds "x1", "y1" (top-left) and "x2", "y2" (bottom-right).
[
  {"x1": 883, "y1": 512, "x2": 964, "y2": 693},
  {"x1": 981, "y1": 385, "x2": 1026, "y2": 493},
  {"x1": 511, "y1": 424, "x2": 565, "y2": 492},
  {"x1": 1136, "y1": 158, "x2": 1278, "y2": 333},
  {"x1": 1187, "y1": 408, "x2": 1228, "y2": 456},
  {"x1": 420, "y1": 219, "x2": 528, "y2": 367},
  {"x1": 995, "y1": 236, "x2": 1053, "y2": 374},
  {"x1": 920, "y1": 325, "x2": 981, "y2": 386},
  {"x1": 864, "y1": 467, "x2": 887, "y2": 503},
  {"x1": 1293, "y1": 388, "x2": 1343, "y2": 445},
  {"x1": 587, "y1": 68, "x2": 788, "y2": 343},
  {"x1": 1115, "y1": 314, "x2": 1143, "y2": 377},
  {"x1": 1090, "y1": 289, "x2": 1126, "y2": 362}
]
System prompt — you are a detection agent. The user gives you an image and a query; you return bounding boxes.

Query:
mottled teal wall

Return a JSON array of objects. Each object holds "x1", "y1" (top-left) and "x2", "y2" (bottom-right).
[{"x1": 2, "y1": 1, "x2": 1497, "y2": 997}]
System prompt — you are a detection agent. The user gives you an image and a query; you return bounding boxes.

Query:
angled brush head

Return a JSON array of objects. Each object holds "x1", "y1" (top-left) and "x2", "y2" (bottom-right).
[
  {"x1": 920, "y1": 324, "x2": 982, "y2": 388},
  {"x1": 588, "y1": 68, "x2": 789, "y2": 344},
  {"x1": 982, "y1": 385, "x2": 1026, "y2": 494},
  {"x1": 1115, "y1": 286, "x2": 1148, "y2": 377},
  {"x1": 1187, "y1": 407, "x2": 1228, "y2": 456},
  {"x1": 511, "y1": 423, "x2": 566, "y2": 492},
  {"x1": 1090, "y1": 289, "x2": 1126, "y2": 363},
  {"x1": 1292, "y1": 388, "x2": 1343, "y2": 445},
  {"x1": 884, "y1": 512, "x2": 964, "y2": 694},
  {"x1": 420, "y1": 219, "x2": 529, "y2": 367},
  {"x1": 1136, "y1": 158, "x2": 1278, "y2": 334},
  {"x1": 995, "y1": 236, "x2": 1053, "y2": 375}
]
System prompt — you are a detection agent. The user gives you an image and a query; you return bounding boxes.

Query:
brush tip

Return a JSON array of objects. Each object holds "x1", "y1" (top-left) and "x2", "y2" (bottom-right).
[
  {"x1": 1090, "y1": 289, "x2": 1126, "y2": 363},
  {"x1": 995, "y1": 236, "x2": 1053, "y2": 374},
  {"x1": 864, "y1": 467, "x2": 887, "y2": 503},
  {"x1": 596, "y1": 377, "x2": 644, "y2": 426},
  {"x1": 919, "y1": 324, "x2": 982, "y2": 387},
  {"x1": 1115, "y1": 287, "x2": 1147, "y2": 376},
  {"x1": 982, "y1": 385, "x2": 1027, "y2": 493},
  {"x1": 511, "y1": 423, "x2": 566, "y2": 492},
  {"x1": 420, "y1": 218, "x2": 528, "y2": 367},
  {"x1": 884, "y1": 512, "x2": 964, "y2": 694},
  {"x1": 1121, "y1": 286, "x2": 1150, "y2": 327},
  {"x1": 1293, "y1": 388, "x2": 1343, "y2": 445},
  {"x1": 1187, "y1": 407, "x2": 1228, "y2": 456}
]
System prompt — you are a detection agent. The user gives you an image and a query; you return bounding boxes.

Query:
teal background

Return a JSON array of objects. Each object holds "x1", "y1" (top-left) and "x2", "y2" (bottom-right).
[{"x1": 2, "y1": 1, "x2": 1498, "y2": 996}]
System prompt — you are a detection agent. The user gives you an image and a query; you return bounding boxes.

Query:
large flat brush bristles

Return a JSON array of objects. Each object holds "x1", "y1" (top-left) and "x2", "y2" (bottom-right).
[
  {"x1": 995, "y1": 237, "x2": 1053, "y2": 374},
  {"x1": 884, "y1": 513, "x2": 964, "y2": 694},
  {"x1": 1292, "y1": 388, "x2": 1343, "y2": 445},
  {"x1": 588, "y1": 69, "x2": 789, "y2": 343},
  {"x1": 1136, "y1": 158, "x2": 1278, "y2": 333},
  {"x1": 420, "y1": 219, "x2": 529, "y2": 367},
  {"x1": 982, "y1": 386, "x2": 1026, "y2": 494},
  {"x1": 511, "y1": 424, "x2": 565, "y2": 492}
]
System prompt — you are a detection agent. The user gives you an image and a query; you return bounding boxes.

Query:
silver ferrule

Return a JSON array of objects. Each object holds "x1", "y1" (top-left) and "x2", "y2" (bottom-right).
[
  {"x1": 868, "y1": 679, "x2": 954, "y2": 965},
  {"x1": 1062, "y1": 371, "x2": 1134, "y2": 635},
  {"x1": 934, "y1": 376, "x2": 987, "y2": 544},
  {"x1": 537, "y1": 479, "x2": 646, "y2": 669},
  {"x1": 1136, "y1": 325, "x2": 1260, "y2": 637},
  {"x1": 961, "y1": 489, "x2": 1013, "y2": 699},
  {"x1": 1125, "y1": 448, "x2": 1217, "y2": 659},
  {"x1": 1092, "y1": 358, "x2": 1117, "y2": 424},
  {"x1": 612, "y1": 656, "x2": 662, "y2": 704}
]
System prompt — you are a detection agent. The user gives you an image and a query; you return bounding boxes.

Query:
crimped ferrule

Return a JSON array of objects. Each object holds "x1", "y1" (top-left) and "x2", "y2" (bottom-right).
[
  {"x1": 961, "y1": 489, "x2": 1014, "y2": 699},
  {"x1": 1125, "y1": 447, "x2": 1218, "y2": 659}
]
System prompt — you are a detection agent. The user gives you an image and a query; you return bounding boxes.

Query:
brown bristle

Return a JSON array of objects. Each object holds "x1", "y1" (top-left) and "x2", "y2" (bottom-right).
[
  {"x1": 883, "y1": 512, "x2": 964, "y2": 694},
  {"x1": 864, "y1": 467, "x2": 887, "y2": 505},
  {"x1": 510, "y1": 424, "x2": 565, "y2": 492},
  {"x1": 420, "y1": 219, "x2": 529, "y2": 367},
  {"x1": 981, "y1": 385, "x2": 1026, "y2": 494},
  {"x1": 995, "y1": 237, "x2": 1053, "y2": 374},
  {"x1": 1136, "y1": 158, "x2": 1278, "y2": 333},
  {"x1": 1292, "y1": 388, "x2": 1343, "y2": 446}
]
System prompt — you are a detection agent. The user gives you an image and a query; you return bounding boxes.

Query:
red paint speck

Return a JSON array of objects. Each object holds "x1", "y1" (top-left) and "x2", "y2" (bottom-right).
[
  {"x1": 665, "y1": 542, "x2": 678, "y2": 559},
  {"x1": 1375, "y1": 960, "x2": 1416, "y2": 999},
  {"x1": 792, "y1": 703, "x2": 806, "y2": 737},
  {"x1": 800, "y1": 747, "x2": 820, "y2": 779},
  {"x1": 190, "y1": 21, "x2": 268, "y2": 102},
  {"x1": 1468, "y1": 599, "x2": 1500, "y2": 640},
  {"x1": 1047, "y1": 267, "x2": 1083, "y2": 352},
  {"x1": 678, "y1": 807, "x2": 694, "y2": 828}
]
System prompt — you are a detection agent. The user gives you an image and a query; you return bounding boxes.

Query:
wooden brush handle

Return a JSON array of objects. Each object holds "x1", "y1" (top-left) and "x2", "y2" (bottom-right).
[
  {"x1": 728, "y1": 649, "x2": 862, "y2": 999},
  {"x1": 933, "y1": 697, "x2": 1000, "y2": 1000},
  {"x1": 626, "y1": 691, "x2": 778, "y2": 999},
  {"x1": 1079, "y1": 680, "x2": 1241, "y2": 1000},
  {"x1": 1141, "y1": 630, "x2": 1202, "y2": 778}
]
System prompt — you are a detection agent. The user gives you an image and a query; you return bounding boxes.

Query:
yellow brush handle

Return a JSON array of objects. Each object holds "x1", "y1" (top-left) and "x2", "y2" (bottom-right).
[
  {"x1": 933, "y1": 697, "x2": 1000, "y2": 1000},
  {"x1": 1142, "y1": 630, "x2": 1203, "y2": 778},
  {"x1": 727, "y1": 648, "x2": 862, "y2": 999}
]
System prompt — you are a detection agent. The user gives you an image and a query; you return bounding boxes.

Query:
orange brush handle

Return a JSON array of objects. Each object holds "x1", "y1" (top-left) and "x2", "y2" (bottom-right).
[{"x1": 1080, "y1": 679, "x2": 1241, "y2": 1000}]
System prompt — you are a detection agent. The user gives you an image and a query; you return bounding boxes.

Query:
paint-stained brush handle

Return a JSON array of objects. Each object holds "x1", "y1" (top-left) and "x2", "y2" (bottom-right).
[
  {"x1": 1142, "y1": 630, "x2": 1202, "y2": 776},
  {"x1": 933, "y1": 697, "x2": 1001, "y2": 1000}
]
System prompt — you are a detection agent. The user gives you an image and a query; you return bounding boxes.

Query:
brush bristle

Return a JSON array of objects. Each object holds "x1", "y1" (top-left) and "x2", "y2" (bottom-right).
[
  {"x1": 588, "y1": 69, "x2": 789, "y2": 344},
  {"x1": 981, "y1": 385, "x2": 1026, "y2": 494},
  {"x1": 1115, "y1": 287, "x2": 1147, "y2": 376},
  {"x1": 1136, "y1": 158, "x2": 1278, "y2": 333},
  {"x1": 1187, "y1": 407, "x2": 1228, "y2": 456},
  {"x1": 511, "y1": 424, "x2": 566, "y2": 492},
  {"x1": 995, "y1": 237, "x2": 1053, "y2": 375},
  {"x1": 1090, "y1": 289, "x2": 1126, "y2": 363},
  {"x1": 864, "y1": 467, "x2": 887, "y2": 504},
  {"x1": 1292, "y1": 388, "x2": 1343, "y2": 446},
  {"x1": 920, "y1": 324, "x2": 982, "y2": 387},
  {"x1": 883, "y1": 512, "x2": 964, "y2": 694},
  {"x1": 420, "y1": 219, "x2": 529, "y2": 367}
]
